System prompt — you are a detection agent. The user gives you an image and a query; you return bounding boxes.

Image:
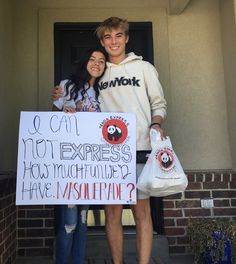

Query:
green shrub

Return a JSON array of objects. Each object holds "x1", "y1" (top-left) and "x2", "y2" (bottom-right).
[{"x1": 187, "y1": 218, "x2": 236, "y2": 264}]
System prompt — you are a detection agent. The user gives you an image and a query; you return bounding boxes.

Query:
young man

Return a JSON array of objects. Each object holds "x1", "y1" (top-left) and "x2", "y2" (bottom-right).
[
  {"x1": 95, "y1": 17, "x2": 167, "y2": 264},
  {"x1": 52, "y1": 16, "x2": 167, "y2": 264}
]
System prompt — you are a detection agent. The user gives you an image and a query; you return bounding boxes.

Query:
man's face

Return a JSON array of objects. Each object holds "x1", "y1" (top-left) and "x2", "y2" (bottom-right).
[{"x1": 100, "y1": 28, "x2": 129, "y2": 63}]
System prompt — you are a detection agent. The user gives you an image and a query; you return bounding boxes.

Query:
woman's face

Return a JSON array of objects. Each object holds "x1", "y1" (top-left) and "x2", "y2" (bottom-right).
[{"x1": 87, "y1": 51, "x2": 106, "y2": 80}]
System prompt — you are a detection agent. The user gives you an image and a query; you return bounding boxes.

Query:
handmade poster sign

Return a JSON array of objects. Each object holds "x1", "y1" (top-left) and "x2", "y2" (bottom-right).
[{"x1": 16, "y1": 111, "x2": 136, "y2": 205}]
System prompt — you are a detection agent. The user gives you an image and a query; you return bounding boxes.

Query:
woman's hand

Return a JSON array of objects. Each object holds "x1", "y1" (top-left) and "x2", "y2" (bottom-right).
[{"x1": 63, "y1": 107, "x2": 76, "y2": 113}]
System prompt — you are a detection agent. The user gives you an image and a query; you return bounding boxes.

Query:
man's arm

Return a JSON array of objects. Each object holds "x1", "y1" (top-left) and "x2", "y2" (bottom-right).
[
  {"x1": 52, "y1": 85, "x2": 63, "y2": 101},
  {"x1": 143, "y1": 62, "x2": 167, "y2": 139}
]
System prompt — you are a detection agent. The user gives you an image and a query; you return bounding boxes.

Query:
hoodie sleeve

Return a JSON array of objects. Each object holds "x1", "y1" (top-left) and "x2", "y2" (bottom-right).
[{"x1": 142, "y1": 61, "x2": 167, "y2": 119}]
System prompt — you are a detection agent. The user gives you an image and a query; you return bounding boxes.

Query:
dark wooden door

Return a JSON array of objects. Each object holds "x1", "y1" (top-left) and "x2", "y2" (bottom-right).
[
  {"x1": 54, "y1": 22, "x2": 163, "y2": 234},
  {"x1": 54, "y1": 22, "x2": 154, "y2": 84}
]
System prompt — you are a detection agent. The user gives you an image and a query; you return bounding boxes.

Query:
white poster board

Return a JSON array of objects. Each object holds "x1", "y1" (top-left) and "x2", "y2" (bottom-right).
[{"x1": 16, "y1": 111, "x2": 136, "y2": 205}]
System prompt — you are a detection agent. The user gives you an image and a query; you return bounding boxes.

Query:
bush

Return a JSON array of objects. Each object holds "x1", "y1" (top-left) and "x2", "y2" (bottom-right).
[{"x1": 187, "y1": 218, "x2": 236, "y2": 264}]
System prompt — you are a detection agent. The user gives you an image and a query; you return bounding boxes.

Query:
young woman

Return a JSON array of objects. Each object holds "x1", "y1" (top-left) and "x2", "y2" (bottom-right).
[{"x1": 53, "y1": 47, "x2": 106, "y2": 264}]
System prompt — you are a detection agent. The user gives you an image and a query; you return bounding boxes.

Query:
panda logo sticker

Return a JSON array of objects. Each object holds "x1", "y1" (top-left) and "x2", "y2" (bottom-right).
[
  {"x1": 156, "y1": 148, "x2": 175, "y2": 171},
  {"x1": 101, "y1": 118, "x2": 128, "y2": 145}
]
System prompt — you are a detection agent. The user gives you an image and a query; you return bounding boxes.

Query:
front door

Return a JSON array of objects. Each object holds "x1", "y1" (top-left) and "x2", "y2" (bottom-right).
[{"x1": 54, "y1": 22, "x2": 163, "y2": 234}]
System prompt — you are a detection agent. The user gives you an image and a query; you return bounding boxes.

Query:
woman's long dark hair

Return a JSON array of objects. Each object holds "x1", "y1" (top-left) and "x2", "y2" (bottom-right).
[{"x1": 64, "y1": 47, "x2": 107, "y2": 100}]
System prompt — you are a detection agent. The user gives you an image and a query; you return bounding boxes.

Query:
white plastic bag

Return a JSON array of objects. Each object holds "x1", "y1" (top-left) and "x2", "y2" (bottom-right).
[{"x1": 137, "y1": 129, "x2": 188, "y2": 197}]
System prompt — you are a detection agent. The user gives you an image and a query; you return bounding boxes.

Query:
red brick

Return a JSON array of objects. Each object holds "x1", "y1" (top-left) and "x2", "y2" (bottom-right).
[
  {"x1": 232, "y1": 173, "x2": 236, "y2": 181},
  {"x1": 184, "y1": 209, "x2": 211, "y2": 217},
  {"x1": 0, "y1": 243, "x2": 4, "y2": 256},
  {"x1": 11, "y1": 230, "x2": 16, "y2": 241},
  {"x1": 2, "y1": 251, "x2": 11, "y2": 264},
  {"x1": 176, "y1": 200, "x2": 200, "y2": 208},
  {"x1": 27, "y1": 209, "x2": 54, "y2": 218},
  {"x1": 164, "y1": 227, "x2": 185, "y2": 236},
  {"x1": 164, "y1": 219, "x2": 175, "y2": 226},
  {"x1": 24, "y1": 247, "x2": 52, "y2": 257},
  {"x1": 186, "y1": 182, "x2": 202, "y2": 190},
  {"x1": 17, "y1": 209, "x2": 26, "y2": 218},
  {"x1": 231, "y1": 199, "x2": 236, "y2": 206},
  {"x1": 163, "y1": 200, "x2": 175, "y2": 208},
  {"x1": 164, "y1": 193, "x2": 182, "y2": 199},
  {"x1": 185, "y1": 191, "x2": 211, "y2": 199},
  {"x1": 214, "y1": 199, "x2": 230, "y2": 207},
  {"x1": 186, "y1": 173, "x2": 195, "y2": 182},
  {"x1": 222, "y1": 174, "x2": 230, "y2": 182},
  {"x1": 0, "y1": 196, "x2": 12, "y2": 209},
  {"x1": 18, "y1": 238, "x2": 44, "y2": 248},
  {"x1": 203, "y1": 182, "x2": 228, "y2": 189},
  {"x1": 176, "y1": 218, "x2": 189, "y2": 226},
  {"x1": 45, "y1": 238, "x2": 54, "y2": 247},
  {"x1": 45, "y1": 219, "x2": 55, "y2": 227},
  {"x1": 18, "y1": 219, "x2": 44, "y2": 228},
  {"x1": 196, "y1": 174, "x2": 204, "y2": 182},
  {"x1": 214, "y1": 173, "x2": 222, "y2": 181},
  {"x1": 0, "y1": 219, "x2": 5, "y2": 232},
  {"x1": 212, "y1": 190, "x2": 236, "y2": 198},
  {"x1": 230, "y1": 181, "x2": 236, "y2": 188},
  {"x1": 3, "y1": 226, "x2": 10, "y2": 240},
  {"x1": 164, "y1": 209, "x2": 183, "y2": 218},
  {"x1": 4, "y1": 204, "x2": 15, "y2": 218},
  {"x1": 205, "y1": 174, "x2": 213, "y2": 182},
  {"x1": 26, "y1": 228, "x2": 54, "y2": 237},
  {"x1": 213, "y1": 174, "x2": 222, "y2": 182},
  {"x1": 214, "y1": 208, "x2": 236, "y2": 216},
  {"x1": 17, "y1": 229, "x2": 26, "y2": 237}
]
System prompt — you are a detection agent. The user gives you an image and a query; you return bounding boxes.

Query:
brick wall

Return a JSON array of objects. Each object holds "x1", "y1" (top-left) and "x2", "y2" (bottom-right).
[
  {"x1": 164, "y1": 170, "x2": 236, "y2": 254},
  {"x1": 17, "y1": 205, "x2": 54, "y2": 257},
  {"x1": 0, "y1": 172, "x2": 17, "y2": 264},
  {"x1": 1, "y1": 170, "x2": 235, "y2": 259}
]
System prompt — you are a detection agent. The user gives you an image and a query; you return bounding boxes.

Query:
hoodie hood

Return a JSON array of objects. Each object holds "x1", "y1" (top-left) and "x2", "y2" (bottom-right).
[
  {"x1": 106, "y1": 52, "x2": 143, "y2": 68},
  {"x1": 105, "y1": 52, "x2": 143, "y2": 82}
]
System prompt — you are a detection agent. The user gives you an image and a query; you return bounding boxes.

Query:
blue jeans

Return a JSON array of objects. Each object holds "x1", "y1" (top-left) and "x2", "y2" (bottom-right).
[{"x1": 55, "y1": 204, "x2": 89, "y2": 264}]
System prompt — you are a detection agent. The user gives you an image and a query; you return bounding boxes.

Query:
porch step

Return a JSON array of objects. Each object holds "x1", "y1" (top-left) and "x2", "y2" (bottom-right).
[
  {"x1": 16, "y1": 255, "x2": 194, "y2": 264},
  {"x1": 16, "y1": 234, "x2": 172, "y2": 264},
  {"x1": 16, "y1": 256, "x2": 165, "y2": 264},
  {"x1": 86, "y1": 233, "x2": 171, "y2": 263}
]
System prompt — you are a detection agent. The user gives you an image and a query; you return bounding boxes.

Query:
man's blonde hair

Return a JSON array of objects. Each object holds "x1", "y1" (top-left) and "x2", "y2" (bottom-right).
[{"x1": 95, "y1": 17, "x2": 129, "y2": 40}]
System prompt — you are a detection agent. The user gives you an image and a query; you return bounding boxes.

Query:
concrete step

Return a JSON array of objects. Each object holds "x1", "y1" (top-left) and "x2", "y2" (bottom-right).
[
  {"x1": 16, "y1": 255, "x2": 194, "y2": 264},
  {"x1": 86, "y1": 233, "x2": 171, "y2": 263},
  {"x1": 16, "y1": 233, "x2": 194, "y2": 264}
]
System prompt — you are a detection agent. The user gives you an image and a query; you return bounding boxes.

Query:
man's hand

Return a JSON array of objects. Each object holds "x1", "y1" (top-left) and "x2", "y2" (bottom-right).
[
  {"x1": 151, "y1": 124, "x2": 166, "y2": 140},
  {"x1": 150, "y1": 116, "x2": 166, "y2": 140},
  {"x1": 52, "y1": 85, "x2": 63, "y2": 101}
]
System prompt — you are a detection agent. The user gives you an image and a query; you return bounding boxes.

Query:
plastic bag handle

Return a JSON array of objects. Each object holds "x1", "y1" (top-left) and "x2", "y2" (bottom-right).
[
  {"x1": 150, "y1": 128, "x2": 161, "y2": 142},
  {"x1": 150, "y1": 128, "x2": 172, "y2": 149}
]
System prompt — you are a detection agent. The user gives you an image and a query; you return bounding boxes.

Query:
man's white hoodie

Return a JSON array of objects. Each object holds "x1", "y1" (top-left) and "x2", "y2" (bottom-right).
[{"x1": 98, "y1": 52, "x2": 167, "y2": 150}]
